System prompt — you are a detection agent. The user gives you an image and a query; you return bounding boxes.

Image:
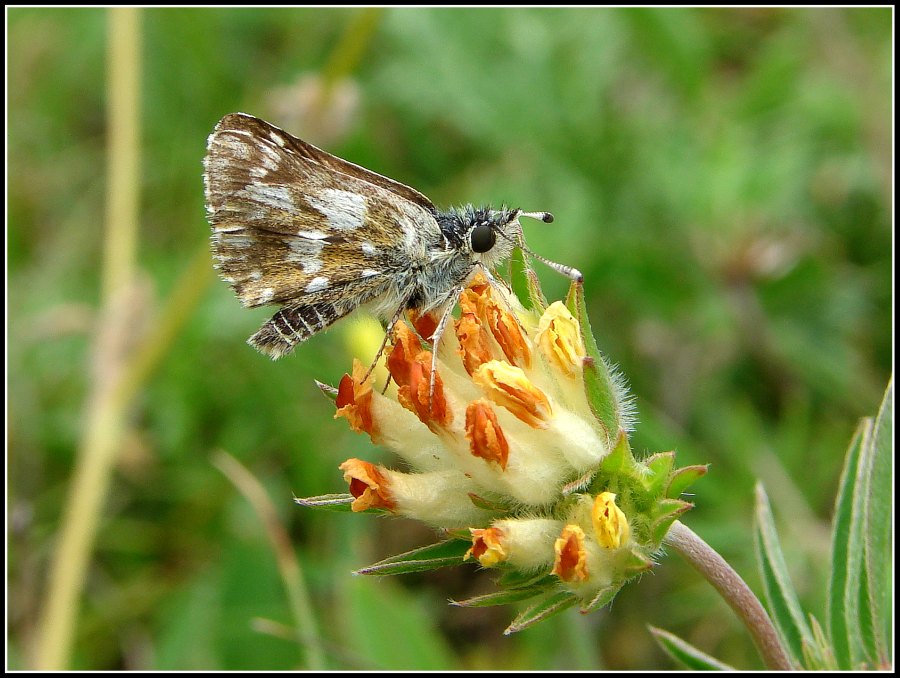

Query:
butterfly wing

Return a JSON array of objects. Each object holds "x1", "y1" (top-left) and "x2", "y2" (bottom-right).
[{"x1": 203, "y1": 113, "x2": 440, "y2": 358}]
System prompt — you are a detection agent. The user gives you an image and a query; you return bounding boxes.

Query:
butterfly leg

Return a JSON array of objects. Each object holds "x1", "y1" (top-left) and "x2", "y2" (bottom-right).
[
  {"x1": 426, "y1": 285, "x2": 467, "y2": 402},
  {"x1": 363, "y1": 302, "x2": 409, "y2": 389}
]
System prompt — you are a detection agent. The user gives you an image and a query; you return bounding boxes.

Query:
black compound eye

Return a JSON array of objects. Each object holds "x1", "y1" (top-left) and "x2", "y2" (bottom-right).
[{"x1": 470, "y1": 223, "x2": 496, "y2": 253}]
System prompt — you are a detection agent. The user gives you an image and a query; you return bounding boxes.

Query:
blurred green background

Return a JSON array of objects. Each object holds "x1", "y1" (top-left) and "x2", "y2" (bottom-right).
[{"x1": 7, "y1": 7, "x2": 892, "y2": 670}]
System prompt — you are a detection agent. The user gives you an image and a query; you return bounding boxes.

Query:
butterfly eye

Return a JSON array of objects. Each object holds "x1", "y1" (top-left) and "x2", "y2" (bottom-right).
[{"x1": 470, "y1": 223, "x2": 496, "y2": 253}]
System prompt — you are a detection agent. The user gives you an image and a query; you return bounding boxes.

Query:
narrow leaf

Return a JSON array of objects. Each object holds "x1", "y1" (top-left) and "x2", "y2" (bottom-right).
[
  {"x1": 648, "y1": 626, "x2": 736, "y2": 670},
  {"x1": 354, "y1": 539, "x2": 471, "y2": 576},
  {"x1": 753, "y1": 483, "x2": 810, "y2": 667},
  {"x1": 827, "y1": 418, "x2": 869, "y2": 669},
  {"x1": 503, "y1": 590, "x2": 578, "y2": 635},
  {"x1": 863, "y1": 378, "x2": 893, "y2": 667}
]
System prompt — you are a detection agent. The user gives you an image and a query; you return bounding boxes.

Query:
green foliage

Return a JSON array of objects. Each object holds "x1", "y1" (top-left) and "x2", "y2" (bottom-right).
[{"x1": 8, "y1": 6, "x2": 891, "y2": 670}]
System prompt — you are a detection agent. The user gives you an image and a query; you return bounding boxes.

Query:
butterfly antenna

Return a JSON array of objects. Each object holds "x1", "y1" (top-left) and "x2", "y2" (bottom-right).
[{"x1": 508, "y1": 210, "x2": 584, "y2": 282}]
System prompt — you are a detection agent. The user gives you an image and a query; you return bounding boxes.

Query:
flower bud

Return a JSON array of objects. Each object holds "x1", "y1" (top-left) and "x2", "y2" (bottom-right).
[
  {"x1": 553, "y1": 524, "x2": 589, "y2": 583},
  {"x1": 535, "y1": 302, "x2": 585, "y2": 378},
  {"x1": 592, "y1": 491, "x2": 630, "y2": 549}
]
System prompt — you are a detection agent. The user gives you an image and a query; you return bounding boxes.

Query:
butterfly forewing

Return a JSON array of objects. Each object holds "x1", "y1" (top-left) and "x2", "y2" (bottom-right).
[{"x1": 203, "y1": 113, "x2": 442, "y2": 358}]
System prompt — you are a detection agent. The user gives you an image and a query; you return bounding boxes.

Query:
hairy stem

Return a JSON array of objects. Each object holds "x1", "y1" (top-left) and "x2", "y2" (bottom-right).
[{"x1": 664, "y1": 520, "x2": 793, "y2": 671}]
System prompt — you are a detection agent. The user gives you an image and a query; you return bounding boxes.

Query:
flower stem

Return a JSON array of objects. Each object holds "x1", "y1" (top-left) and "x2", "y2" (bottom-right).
[{"x1": 664, "y1": 520, "x2": 793, "y2": 671}]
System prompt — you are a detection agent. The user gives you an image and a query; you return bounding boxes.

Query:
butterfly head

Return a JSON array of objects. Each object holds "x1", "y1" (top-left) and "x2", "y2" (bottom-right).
[{"x1": 439, "y1": 205, "x2": 555, "y2": 267}]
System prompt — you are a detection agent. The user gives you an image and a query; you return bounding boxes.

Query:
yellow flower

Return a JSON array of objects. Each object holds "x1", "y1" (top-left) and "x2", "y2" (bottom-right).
[
  {"x1": 535, "y1": 301, "x2": 585, "y2": 378},
  {"x1": 592, "y1": 491, "x2": 630, "y2": 549}
]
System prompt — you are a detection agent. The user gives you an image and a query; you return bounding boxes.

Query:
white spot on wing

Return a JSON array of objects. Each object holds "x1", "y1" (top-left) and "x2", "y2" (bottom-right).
[
  {"x1": 259, "y1": 287, "x2": 275, "y2": 303},
  {"x1": 361, "y1": 269, "x2": 380, "y2": 278},
  {"x1": 297, "y1": 229, "x2": 329, "y2": 240},
  {"x1": 306, "y1": 189, "x2": 367, "y2": 230},
  {"x1": 305, "y1": 277, "x2": 329, "y2": 293},
  {"x1": 286, "y1": 238, "x2": 325, "y2": 274},
  {"x1": 242, "y1": 184, "x2": 294, "y2": 211},
  {"x1": 270, "y1": 131, "x2": 286, "y2": 147},
  {"x1": 361, "y1": 242, "x2": 377, "y2": 256}
]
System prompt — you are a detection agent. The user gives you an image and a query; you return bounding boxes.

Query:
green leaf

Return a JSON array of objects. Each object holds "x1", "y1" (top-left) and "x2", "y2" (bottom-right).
[
  {"x1": 665, "y1": 464, "x2": 708, "y2": 499},
  {"x1": 450, "y1": 586, "x2": 549, "y2": 608},
  {"x1": 293, "y1": 493, "x2": 357, "y2": 512},
  {"x1": 503, "y1": 590, "x2": 578, "y2": 635},
  {"x1": 565, "y1": 282, "x2": 620, "y2": 443},
  {"x1": 648, "y1": 626, "x2": 736, "y2": 670},
  {"x1": 864, "y1": 378, "x2": 893, "y2": 667},
  {"x1": 827, "y1": 418, "x2": 869, "y2": 669},
  {"x1": 354, "y1": 539, "x2": 471, "y2": 576},
  {"x1": 753, "y1": 483, "x2": 810, "y2": 668}
]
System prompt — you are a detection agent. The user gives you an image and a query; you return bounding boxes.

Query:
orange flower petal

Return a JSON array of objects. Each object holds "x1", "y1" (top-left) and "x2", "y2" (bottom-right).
[
  {"x1": 472, "y1": 360, "x2": 553, "y2": 429},
  {"x1": 455, "y1": 291, "x2": 493, "y2": 376},
  {"x1": 408, "y1": 310, "x2": 439, "y2": 344},
  {"x1": 386, "y1": 322, "x2": 422, "y2": 387},
  {"x1": 482, "y1": 294, "x2": 531, "y2": 369},
  {"x1": 396, "y1": 352, "x2": 453, "y2": 432},
  {"x1": 465, "y1": 399, "x2": 509, "y2": 470},
  {"x1": 339, "y1": 458, "x2": 395, "y2": 512},
  {"x1": 552, "y1": 524, "x2": 589, "y2": 583},
  {"x1": 334, "y1": 359, "x2": 377, "y2": 439}
]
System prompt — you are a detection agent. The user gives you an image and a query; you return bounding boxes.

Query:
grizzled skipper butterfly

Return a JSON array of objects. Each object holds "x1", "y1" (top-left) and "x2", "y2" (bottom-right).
[{"x1": 203, "y1": 112, "x2": 581, "y2": 372}]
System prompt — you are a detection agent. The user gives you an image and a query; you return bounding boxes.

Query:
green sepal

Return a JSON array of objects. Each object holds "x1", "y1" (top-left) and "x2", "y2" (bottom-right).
[
  {"x1": 294, "y1": 493, "x2": 358, "y2": 512},
  {"x1": 314, "y1": 379, "x2": 339, "y2": 402},
  {"x1": 496, "y1": 570, "x2": 555, "y2": 590},
  {"x1": 353, "y1": 539, "x2": 471, "y2": 576},
  {"x1": 642, "y1": 451, "x2": 676, "y2": 499},
  {"x1": 467, "y1": 492, "x2": 512, "y2": 512},
  {"x1": 665, "y1": 464, "x2": 708, "y2": 499},
  {"x1": 622, "y1": 548, "x2": 655, "y2": 577},
  {"x1": 451, "y1": 586, "x2": 550, "y2": 608},
  {"x1": 565, "y1": 281, "x2": 620, "y2": 442},
  {"x1": 511, "y1": 246, "x2": 550, "y2": 312},
  {"x1": 650, "y1": 499, "x2": 694, "y2": 544},
  {"x1": 503, "y1": 590, "x2": 578, "y2": 635},
  {"x1": 579, "y1": 583, "x2": 623, "y2": 613},
  {"x1": 561, "y1": 469, "x2": 596, "y2": 496},
  {"x1": 598, "y1": 429, "x2": 636, "y2": 476},
  {"x1": 509, "y1": 247, "x2": 548, "y2": 312}
]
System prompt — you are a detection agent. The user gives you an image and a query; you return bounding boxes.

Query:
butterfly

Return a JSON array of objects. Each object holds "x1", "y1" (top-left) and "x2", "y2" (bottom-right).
[{"x1": 203, "y1": 112, "x2": 581, "y2": 370}]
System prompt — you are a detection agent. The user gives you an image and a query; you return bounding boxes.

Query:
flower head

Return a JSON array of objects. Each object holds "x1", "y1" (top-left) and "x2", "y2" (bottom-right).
[{"x1": 302, "y1": 260, "x2": 706, "y2": 632}]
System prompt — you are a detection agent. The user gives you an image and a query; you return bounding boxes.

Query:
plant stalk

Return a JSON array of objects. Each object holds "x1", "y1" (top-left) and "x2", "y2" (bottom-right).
[{"x1": 664, "y1": 520, "x2": 794, "y2": 671}]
